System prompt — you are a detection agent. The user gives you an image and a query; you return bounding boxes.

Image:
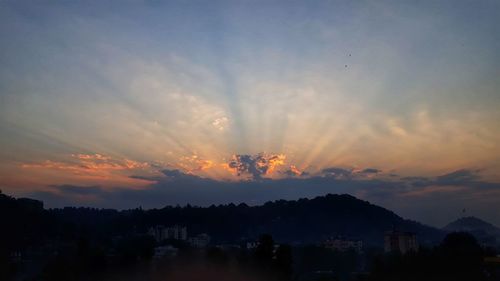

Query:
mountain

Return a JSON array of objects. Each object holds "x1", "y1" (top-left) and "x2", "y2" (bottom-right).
[
  {"x1": 444, "y1": 216, "x2": 500, "y2": 247},
  {"x1": 1, "y1": 192, "x2": 444, "y2": 249},
  {"x1": 147, "y1": 193, "x2": 444, "y2": 246}
]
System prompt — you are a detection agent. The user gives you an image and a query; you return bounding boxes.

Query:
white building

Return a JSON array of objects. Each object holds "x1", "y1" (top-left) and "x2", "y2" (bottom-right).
[
  {"x1": 153, "y1": 245, "x2": 178, "y2": 258},
  {"x1": 148, "y1": 225, "x2": 187, "y2": 242},
  {"x1": 188, "y1": 233, "x2": 211, "y2": 248},
  {"x1": 166, "y1": 225, "x2": 187, "y2": 240}
]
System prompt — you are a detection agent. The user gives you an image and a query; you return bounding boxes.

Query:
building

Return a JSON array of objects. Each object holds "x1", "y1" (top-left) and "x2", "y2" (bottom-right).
[
  {"x1": 245, "y1": 241, "x2": 259, "y2": 250},
  {"x1": 188, "y1": 233, "x2": 211, "y2": 248},
  {"x1": 166, "y1": 225, "x2": 187, "y2": 240},
  {"x1": 148, "y1": 226, "x2": 161, "y2": 242},
  {"x1": 323, "y1": 237, "x2": 363, "y2": 253},
  {"x1": 384, "y1": 230, "x2": 418, "y2": 254},
  {"x1": 153, "y1": 245, "x2": 178, "y2": 259},
  {"x1": 148, "y1": 225, "x2": 187, "y2": 242}
]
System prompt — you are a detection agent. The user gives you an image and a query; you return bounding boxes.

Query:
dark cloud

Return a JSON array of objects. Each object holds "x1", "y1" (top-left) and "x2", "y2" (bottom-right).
[
  {"x1": 360, "y1": 168, "x2": 381, "y2": 174},
  {"x1": 131, "y1": 169, "x2": 203, "y2": 183},
  {"x1": 32, "y1": 169, "x2": 398, "y2": 210},
  {"x1": 319, "y1": 167, "x2": 382, "y2": 178},
  {"x1": 162, "y1": 169, "x2": 200, "y2": 180},
  {"x1": 401, "y1": 176, "x2": 434, "y2": 187},
  {"x1": 282, "y1": 169, "x2": 309, "y2": 177},
  {"x1": 282, "y1": 169, "x2": 298, "y2": 177},
  {"x1": 27, "y1": 168, "x2": 500, "y2": 227},
  {"x1": 401, "y1": 169, "x2": 483, "y2": 188},
  {"x1": 320, "y1": 167, "x2": 352, "y2": 179},
  {"x1": 227, "y1": 153, "x2": 285, "y2": 179},
  {"x1": 49, "y1": 185, "x2": 105, "y2": 196},
  {"x1": 129, "y1": 175, "x2": 162, "y2": 181},
  {"x1": 31, "y1": 185, "x2": 109, "y2": 208},
  {"x1": 436, "y1": 169, "x2": 481, "y2": 185}
]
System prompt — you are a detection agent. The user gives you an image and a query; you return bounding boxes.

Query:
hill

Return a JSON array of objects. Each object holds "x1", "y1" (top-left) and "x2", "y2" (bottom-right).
[
  {"x1": 444, "y1": 216, "x2": 500, "y2": 248},
  {"x1": 1, "y1": 191, "x2": 444, "y2": 249},
  {"x1": 135, "y1": 193, "x2": 443, "y2": 246}
]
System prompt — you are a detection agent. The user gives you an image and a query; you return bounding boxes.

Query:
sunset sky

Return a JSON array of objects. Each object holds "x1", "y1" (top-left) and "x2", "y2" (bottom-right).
[{"x1": 1, "y1": 0, "x2": 500, "y2": 226}]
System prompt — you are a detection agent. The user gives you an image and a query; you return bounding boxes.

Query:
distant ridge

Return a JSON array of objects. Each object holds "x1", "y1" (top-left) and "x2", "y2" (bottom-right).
[
  {"x1": 1, "y1": 191, "x2": 444, "y2": 248},
  {"x1": 443, "y1": 216, "x2": 500, "y2": 247}
]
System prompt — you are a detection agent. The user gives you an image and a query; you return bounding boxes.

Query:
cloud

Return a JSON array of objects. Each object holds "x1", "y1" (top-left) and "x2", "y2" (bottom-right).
[
  {"x1": 318, "y1": 167, "x2": 385, "y2": 179},
  {"x1": 401, "y1": 176, "x2": 434, "y2": 187},
  {"x1": 226, "y1": 153, "x2": 286, "y2": 179},
  {"x1": 399, "y1": 185, "x2": 468, "y2": 198},
  {"x1": 401, "y1": 169, "x2": 483, "y2": 188},
  {"x1": 436, "y1": 169, "x2": 481, "y2": 185},
  {"x1": 36, "y1": 168, "x2": 399, "y2": 209},
  {"x1": 320, "y1": 167, "x2": 353, "y2": 179},
  {"x1": 282, "y1": 165, "x2": 308, "y2": 177},
  {"x1": 395, "y1": 169, "x2": 500, "y2": 203},
  {"x1": 22, "y1": 153, "x2": 149, "y2": 173},
  {"x1": 160, "y1": 169, "x2": 208, "y2": 182},
  {"x1": 212, "y1": 117, "x2": 229, "y2": 131},
  {"x1": 178, "y1": 155, "x2": 214, "y2": 173},
  {"x1": 27, "y1": 166, "x2": 500, "y2": 227},
  {"x1": 20, "y1": 153, "x2": 153, "y2": 188},
  {"x1": 33, "y1": 184, "x2": 109, "y2": 206},
  {"x1": 50, "y1": 184, "x2": 105, "y2": 196},
  {"x1": 360, "y1": 168, "x2": 381, "y2": 174}
]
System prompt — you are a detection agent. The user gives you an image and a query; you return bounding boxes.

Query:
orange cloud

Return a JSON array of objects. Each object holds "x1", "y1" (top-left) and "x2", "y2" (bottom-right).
[
  {"x1": 72, "y1": 153, "x2": 111, "y2": 161},
  {"x1": 265, "y1": 154, "x2": 286, "y2": 175},
  {"x1": 21, "y1": 153, "x2": 152, "y2": 188},
  {"x1": 178, "y1": 155, "x2": 215, "y2": 173},
  {"x1": 23, "y1": 154, "x2": 149, "y2": 173},
  {"x1": 289, "y1": 165, "x2": 302, "y2": 176},
  {"x1": 225, "y1": 153, "x2": 287, "y2": 179}
]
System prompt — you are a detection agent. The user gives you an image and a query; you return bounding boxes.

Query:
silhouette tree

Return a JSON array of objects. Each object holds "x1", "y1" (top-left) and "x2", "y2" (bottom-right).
[
  {"x1": 368, "y1": 232, "x2": 487, "y2": 281},
  {"x1": 438, "y1": 232, "x2": 485, "y2": 281},
  {"x1": 255, "y1": 234, "x2": 274, "y2": 262},
  {"x1": 274, "y1": 244, "x2": 293, "y2": 281},
  {"x1": 253, "y1": 234, "x2": 275, "y2": 277}
]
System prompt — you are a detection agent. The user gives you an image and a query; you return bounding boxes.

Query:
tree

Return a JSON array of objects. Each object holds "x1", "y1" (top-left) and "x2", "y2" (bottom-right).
[
  {"x1": 274, "y1": 244, "x2": 293, "y2": 281},
  {"x1": 253, "y1": 234, "x2": 275, "y2": 275},
  {"x1": 367, "y1": 232, "x2": 487, "y2": 281},
  {"x1": 438, "y1": 232, "x2": 485, "y2": 281},
  {"x1": 255, "y1": 234, "x2": 274, "y2": 262}
]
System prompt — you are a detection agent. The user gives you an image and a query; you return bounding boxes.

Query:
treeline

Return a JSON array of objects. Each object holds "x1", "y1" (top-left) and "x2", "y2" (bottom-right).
[
  {"x1": 12, "y1": 193, "x2": 443, "y2": 245},
  {"x1": 0, "y1": 190, "x2": 443, "y2": 280}
]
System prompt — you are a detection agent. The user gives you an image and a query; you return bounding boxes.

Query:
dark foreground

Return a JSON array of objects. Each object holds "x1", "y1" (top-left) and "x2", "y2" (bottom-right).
[{"x1": 1, "y1": 191, "x2": 499, "y2": 281}]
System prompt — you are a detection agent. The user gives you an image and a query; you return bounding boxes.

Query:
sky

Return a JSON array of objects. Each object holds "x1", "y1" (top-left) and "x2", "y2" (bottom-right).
[{"x1": 1, "y1": 0, "x2": 500, "y2": 227}]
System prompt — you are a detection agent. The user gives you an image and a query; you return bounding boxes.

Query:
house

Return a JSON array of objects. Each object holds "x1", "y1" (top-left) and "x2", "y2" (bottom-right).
[
  {"x1": 153, "y1": 245, "x2": 178, "y2": 258},
  {"x1": 188, "y1": 233, "x2": 211, "y2": 248},
  {"x1": 148, "y1": 225, "x2": 187, "y2": 242}
]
